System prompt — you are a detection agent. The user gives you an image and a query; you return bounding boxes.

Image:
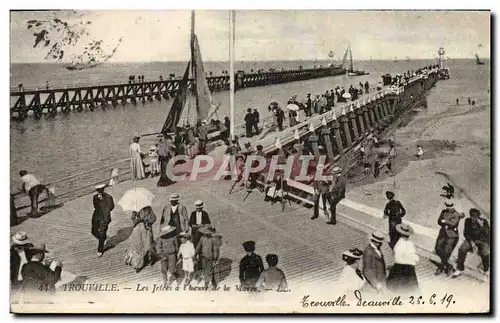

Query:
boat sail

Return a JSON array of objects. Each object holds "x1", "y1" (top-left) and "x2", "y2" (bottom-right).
[
  {"x1": 475, "y1": 53, "x2": 485, "y2": 65},
  {"x1": 342, "y1": 44, "x2": 369, "y2": 76},
  {"x1": 161, "y1": 11, "x2": 219, "y2": 135}
]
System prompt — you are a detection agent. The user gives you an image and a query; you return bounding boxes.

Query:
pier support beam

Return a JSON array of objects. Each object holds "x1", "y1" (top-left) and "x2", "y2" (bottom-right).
[
  {"x1": 372, "y1": 102, "x2": 382, "y2": 123},
  {"x1": 368, "y1": 104, "x2": 377, "y2": 127},
  {"x1": 308, "y1": 134, "x2": 320, "y2": 161},
  {"x1": 340, "y1": 115, "x2": 352, "y2": 148},
  {"x1": 331, "y1": 121, "x2": 344, "y2": 155},
  {"x1": 362, "y1": 107, "x2": 371, "y2": 132},
  {"x1": 349, "y1": 112, "x2": 359, "y2": 141},
  {"x1": 356, "y1": 108, "x2": 365, "y2": 135},
  {"x1": 382, "y1": 100, "x2": 390, "y2": 117},
  {"x1": 321, "y1": 128, "x2": 335, "y2": 161}
]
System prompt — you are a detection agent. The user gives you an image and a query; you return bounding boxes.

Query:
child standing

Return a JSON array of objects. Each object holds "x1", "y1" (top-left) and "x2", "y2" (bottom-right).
[
  {"x1": 157, "y1": 225, "x2": 178, "y2": 286},
  {"x1": 178, "y1": 232, "x2": 195, "y2": 288},
  {"x1": 149, "y1": 145, "x2": 159, "y2": 177}
]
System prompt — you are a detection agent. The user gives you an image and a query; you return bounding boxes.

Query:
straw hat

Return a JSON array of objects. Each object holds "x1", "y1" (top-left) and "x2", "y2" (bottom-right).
[
  {"x1": 395, "y1": 224, "x2": 413, "y2": 237},
  {"x1": 160, "y1": 225, "x2": 176, "y2": 235},
  {"x1": 370, "y1": 231, "x2": 385, "y2": 244},
  {"x1": 95, "y1": 184, "x2": 106, "y2": 191},
  {"x1": 179, "y1": 232, "x2": 191, "y2": 239},
  {"x1": 169, "y1": 193, "x2": 180, "y2": 201},
  {"x1": 332, "y1": 166, "x2": 342, "y2": 174},
  {"x1": 342, "y1": 248, "x2": 363, "y2": 261},
  {"x1": 194, "y1": 200, "x2": 204, "y2": 208},
  {"x1": 12, "y1": 232, "x2": 31, "y2": 245}
]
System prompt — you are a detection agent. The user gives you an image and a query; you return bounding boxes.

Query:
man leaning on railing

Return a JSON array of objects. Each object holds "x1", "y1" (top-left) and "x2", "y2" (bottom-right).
[{"x1": 18, "y1": 170, "x2": 55, "y2": 217}]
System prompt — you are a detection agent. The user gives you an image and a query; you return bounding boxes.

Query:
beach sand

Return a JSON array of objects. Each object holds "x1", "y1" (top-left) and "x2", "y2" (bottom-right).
[{"x1": 347, "y1": 67, "x2": 490, "y2": 229}]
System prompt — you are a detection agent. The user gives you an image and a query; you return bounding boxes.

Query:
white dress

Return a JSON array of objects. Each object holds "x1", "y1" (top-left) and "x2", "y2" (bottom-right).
[
  {"x1": 336, "y1": 265, "x2": 365, "y2": 292},
  {"x1": 130, "y1": 142, "x2": 145, "y2": 180},
  {"x1": 178, "y1": 241, "x2": 195, "y2": 272}
]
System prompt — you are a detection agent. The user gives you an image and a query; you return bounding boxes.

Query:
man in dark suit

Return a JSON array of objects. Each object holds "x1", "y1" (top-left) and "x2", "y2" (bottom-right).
[
  {"x1": 434, "y1": 201, "x2": 465, "y2": 275},
  {"x1": 252, "y1": 109, "x2": 260, "y2": 135},
  {"x1": 91, "y1": 184, "x2": 115, "y2": 257},
  {"x1": 363, "y1": 232, "x2": 387, "y2": 293},
  {"x1": 452, "y1": 208, "x2": 490, "y2": 279},
  {"x1": 327, "y1": 167, "x2": 346, "y2": 225},
  {"x1": 383, "y1": 191, "x2": 406, "y2": 249},
  {"x1": 20, "y1": 246, "x2": 62, "y2": 303},
  {"x1": 189, "y1": 200, "x2": 211, "y2": 247},
  {"x1": 305, "y1": 93, "x2": 312, "y2": 117}
]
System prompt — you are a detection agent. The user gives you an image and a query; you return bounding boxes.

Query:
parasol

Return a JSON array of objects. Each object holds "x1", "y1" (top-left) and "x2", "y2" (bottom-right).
[
  {"x1": 342, "y1": 93, "x2": 352, "y2": 99},
  {"x1": 118, "y1": 187, "x2": 155, "y2": 213},
  {"x1": 286, "y1": 104, "x2": 300, "y2": 111}
]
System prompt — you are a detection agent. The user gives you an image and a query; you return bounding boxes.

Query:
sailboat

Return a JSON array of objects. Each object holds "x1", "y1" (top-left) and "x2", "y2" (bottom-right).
[
  {"x1": 475, "y1": 53, "x2": 485, "y2": 65},
  {"x1": 342, "y1": 44, "x2": 369, "y2": 76},
  {"x1": 160, "y1": 11, "x2": 222, "y2": 141},
  {"x1": 393, "y1": 57, "x2": 398, "y2": 63}
]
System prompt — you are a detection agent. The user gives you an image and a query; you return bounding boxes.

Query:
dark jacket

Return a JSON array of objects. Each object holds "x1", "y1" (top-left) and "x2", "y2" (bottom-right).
[
  {"x1": 331, "y1": 175, "x2": 347, "y2": 200},
  {"x1": 253, "y1": 111, "x2": 260, "y2": 123},
  {"x1": 20, "y1": 260, "x2": 59, "y2": 294},
  {"x1": 383, "y1": 199, "x2": 406, "y2": 221},
  {"x1": 239, "y1": 253, "x2": 264, "y2": 286},
  {"x1": 92, "y1": 193, "x2": 115, "y2": 225},
  {"x1": 362, "y1": 244, "x2": 387, "y2": 289},
  {"x1": 244, "y1": 113, "x2": 254, "y2": 126},
  {"x1": 464, "y1": 217, "x2": 490, "y2": 243},
  {"x1": 188, "y1": 210, "x2": 211, "y2": 227},
  {"x1": 10, "y1": 244, "x2": 34, "y2": 285},
  {"x1": 437, "y1": 208, "x2": 465, "y2": 238}
]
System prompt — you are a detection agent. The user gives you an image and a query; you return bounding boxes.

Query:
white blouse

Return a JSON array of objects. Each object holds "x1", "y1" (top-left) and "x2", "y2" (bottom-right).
[
  {"x1": 393, "y1": 238, "x2": 419, "y2": 266},
  {"x1": 336, "y1": 265, "x2": 365, "y2": 292}
]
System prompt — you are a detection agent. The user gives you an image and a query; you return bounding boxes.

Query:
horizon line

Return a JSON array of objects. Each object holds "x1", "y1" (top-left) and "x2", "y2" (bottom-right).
[{"x1": 10, "y1": 57, "x2": 485, "y2": 65}]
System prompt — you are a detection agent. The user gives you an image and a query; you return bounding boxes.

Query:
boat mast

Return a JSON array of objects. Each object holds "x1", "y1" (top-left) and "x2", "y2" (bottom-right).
[
  {"x1": 348, "y1": 43, "x2": 353, "y2": 72},
  {"x1": 229, "y1": 10, "x2": 236, "y2": 140},
  {"x1": 191, "y1": 10, "x2": 197, "y2": 125}
]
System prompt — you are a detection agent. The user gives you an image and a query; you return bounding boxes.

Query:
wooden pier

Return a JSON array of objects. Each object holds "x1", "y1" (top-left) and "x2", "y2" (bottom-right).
[{"x1": 10, "y1": 66, "x2": 345, "y2": 120}]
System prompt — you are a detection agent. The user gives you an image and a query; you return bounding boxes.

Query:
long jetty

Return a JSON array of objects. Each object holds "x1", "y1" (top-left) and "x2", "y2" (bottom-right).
[{"x1": 10, "y1": 65, "x2": 345, "y2": 120}]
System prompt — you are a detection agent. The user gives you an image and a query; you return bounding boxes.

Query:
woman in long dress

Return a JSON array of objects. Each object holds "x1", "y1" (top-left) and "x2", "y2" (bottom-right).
[
  {"x1": 124, "y1": 206, "x2": 157, "y2": 272},
  {"x1": 336, "y1": 248, "x2": 365, "y2": 293},
  {"x1": 130, "y1": 136, "x2": 145, "y2": 180},
  {"x1": 387, "y1": 224, "x2": 420, "y2": 295}
]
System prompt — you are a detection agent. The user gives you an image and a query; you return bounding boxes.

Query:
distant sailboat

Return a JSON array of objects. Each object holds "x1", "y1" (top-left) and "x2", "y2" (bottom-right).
[
  {"x1": 342, "y1": 44, "x2": 369, "y2": 76},
  {"x1": 475, "y1": 53, "x2": 485, "y2": 65},
  {"x1": 394, "y1": 57, "x2": 399, "y2": 62},
  {"x1": 405, "y1": 56, "x2": 410, "y2": 61}
]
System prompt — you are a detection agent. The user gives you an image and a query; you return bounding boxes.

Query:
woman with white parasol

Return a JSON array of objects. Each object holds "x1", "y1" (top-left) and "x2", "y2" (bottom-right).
[
  {"x1": 120, "y1": 187, "x2": 157, "y2": 272},
  {"x1": 286, "y1": 103, "x2": 300, "y2": 127}
]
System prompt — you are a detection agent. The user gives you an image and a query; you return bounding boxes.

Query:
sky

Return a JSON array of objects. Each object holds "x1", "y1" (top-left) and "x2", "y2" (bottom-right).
[{"x1": 10, "y1": 10, "x2": 491, "y2": 63}]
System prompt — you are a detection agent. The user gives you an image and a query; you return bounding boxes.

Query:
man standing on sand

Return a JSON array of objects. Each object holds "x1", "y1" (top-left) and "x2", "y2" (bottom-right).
[
  {"x1": 383, "y1": 191, "x2": 406, "y2": 249},
  {"x1": 91, "y1": 184, "x2": 115, "y2": 257},
  {"x1": 252, "y1": 109, "x2": 260, "y2": 135},
  {"x1": 327, "y1": 167, "x2": 346, "y2": 225},
  {"x1": 434, "y1": 201, "x2": 465, "y2": 275}
]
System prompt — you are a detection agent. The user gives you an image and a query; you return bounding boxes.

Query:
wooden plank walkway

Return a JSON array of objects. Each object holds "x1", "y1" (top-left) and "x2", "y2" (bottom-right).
[{"x1": 11, "y1": 173, "x2": 489, "y2": 312}]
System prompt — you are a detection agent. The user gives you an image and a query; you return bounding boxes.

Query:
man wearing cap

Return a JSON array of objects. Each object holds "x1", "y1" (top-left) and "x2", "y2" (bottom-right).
[
  {"x1": 363, "y1": 232, "x2": 387, "y2": 293},
  {"x1": 452, "y1": 208, "x2": 490, "y2": 279},
  {"x1": 239, "y1": 241, "x2": 265, "y2": 288},
  {"x1": 195, "y1": 226, "x2": 221, "y2": 288},
  {"x1": 383, "y1": 191, "x2": 406, "y2": 249},
  {"x1": 157, "y1": 225, "x2": 179, "y2": 285},
  {"x1": 189, "y1": 200, "x2": 211, "y2": 247},
  {"x1": 434, "y1": 201, "x2": 465, "y2": 275},
  {"x1": 91, "y1": 184, "x2": 115, "y2": 257},
  {"x1": 20, "y1": 245, "x2": 62, "y2": 302},
  {"x1": 305, "y1": 93, "x2": 312, "y2": 117},
  {"x1": 161, "y1": 193, "x2": 189, "y2": 238},
  {"x1": 327, "y1": 167, "x2": 346, "y2": 225}
]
